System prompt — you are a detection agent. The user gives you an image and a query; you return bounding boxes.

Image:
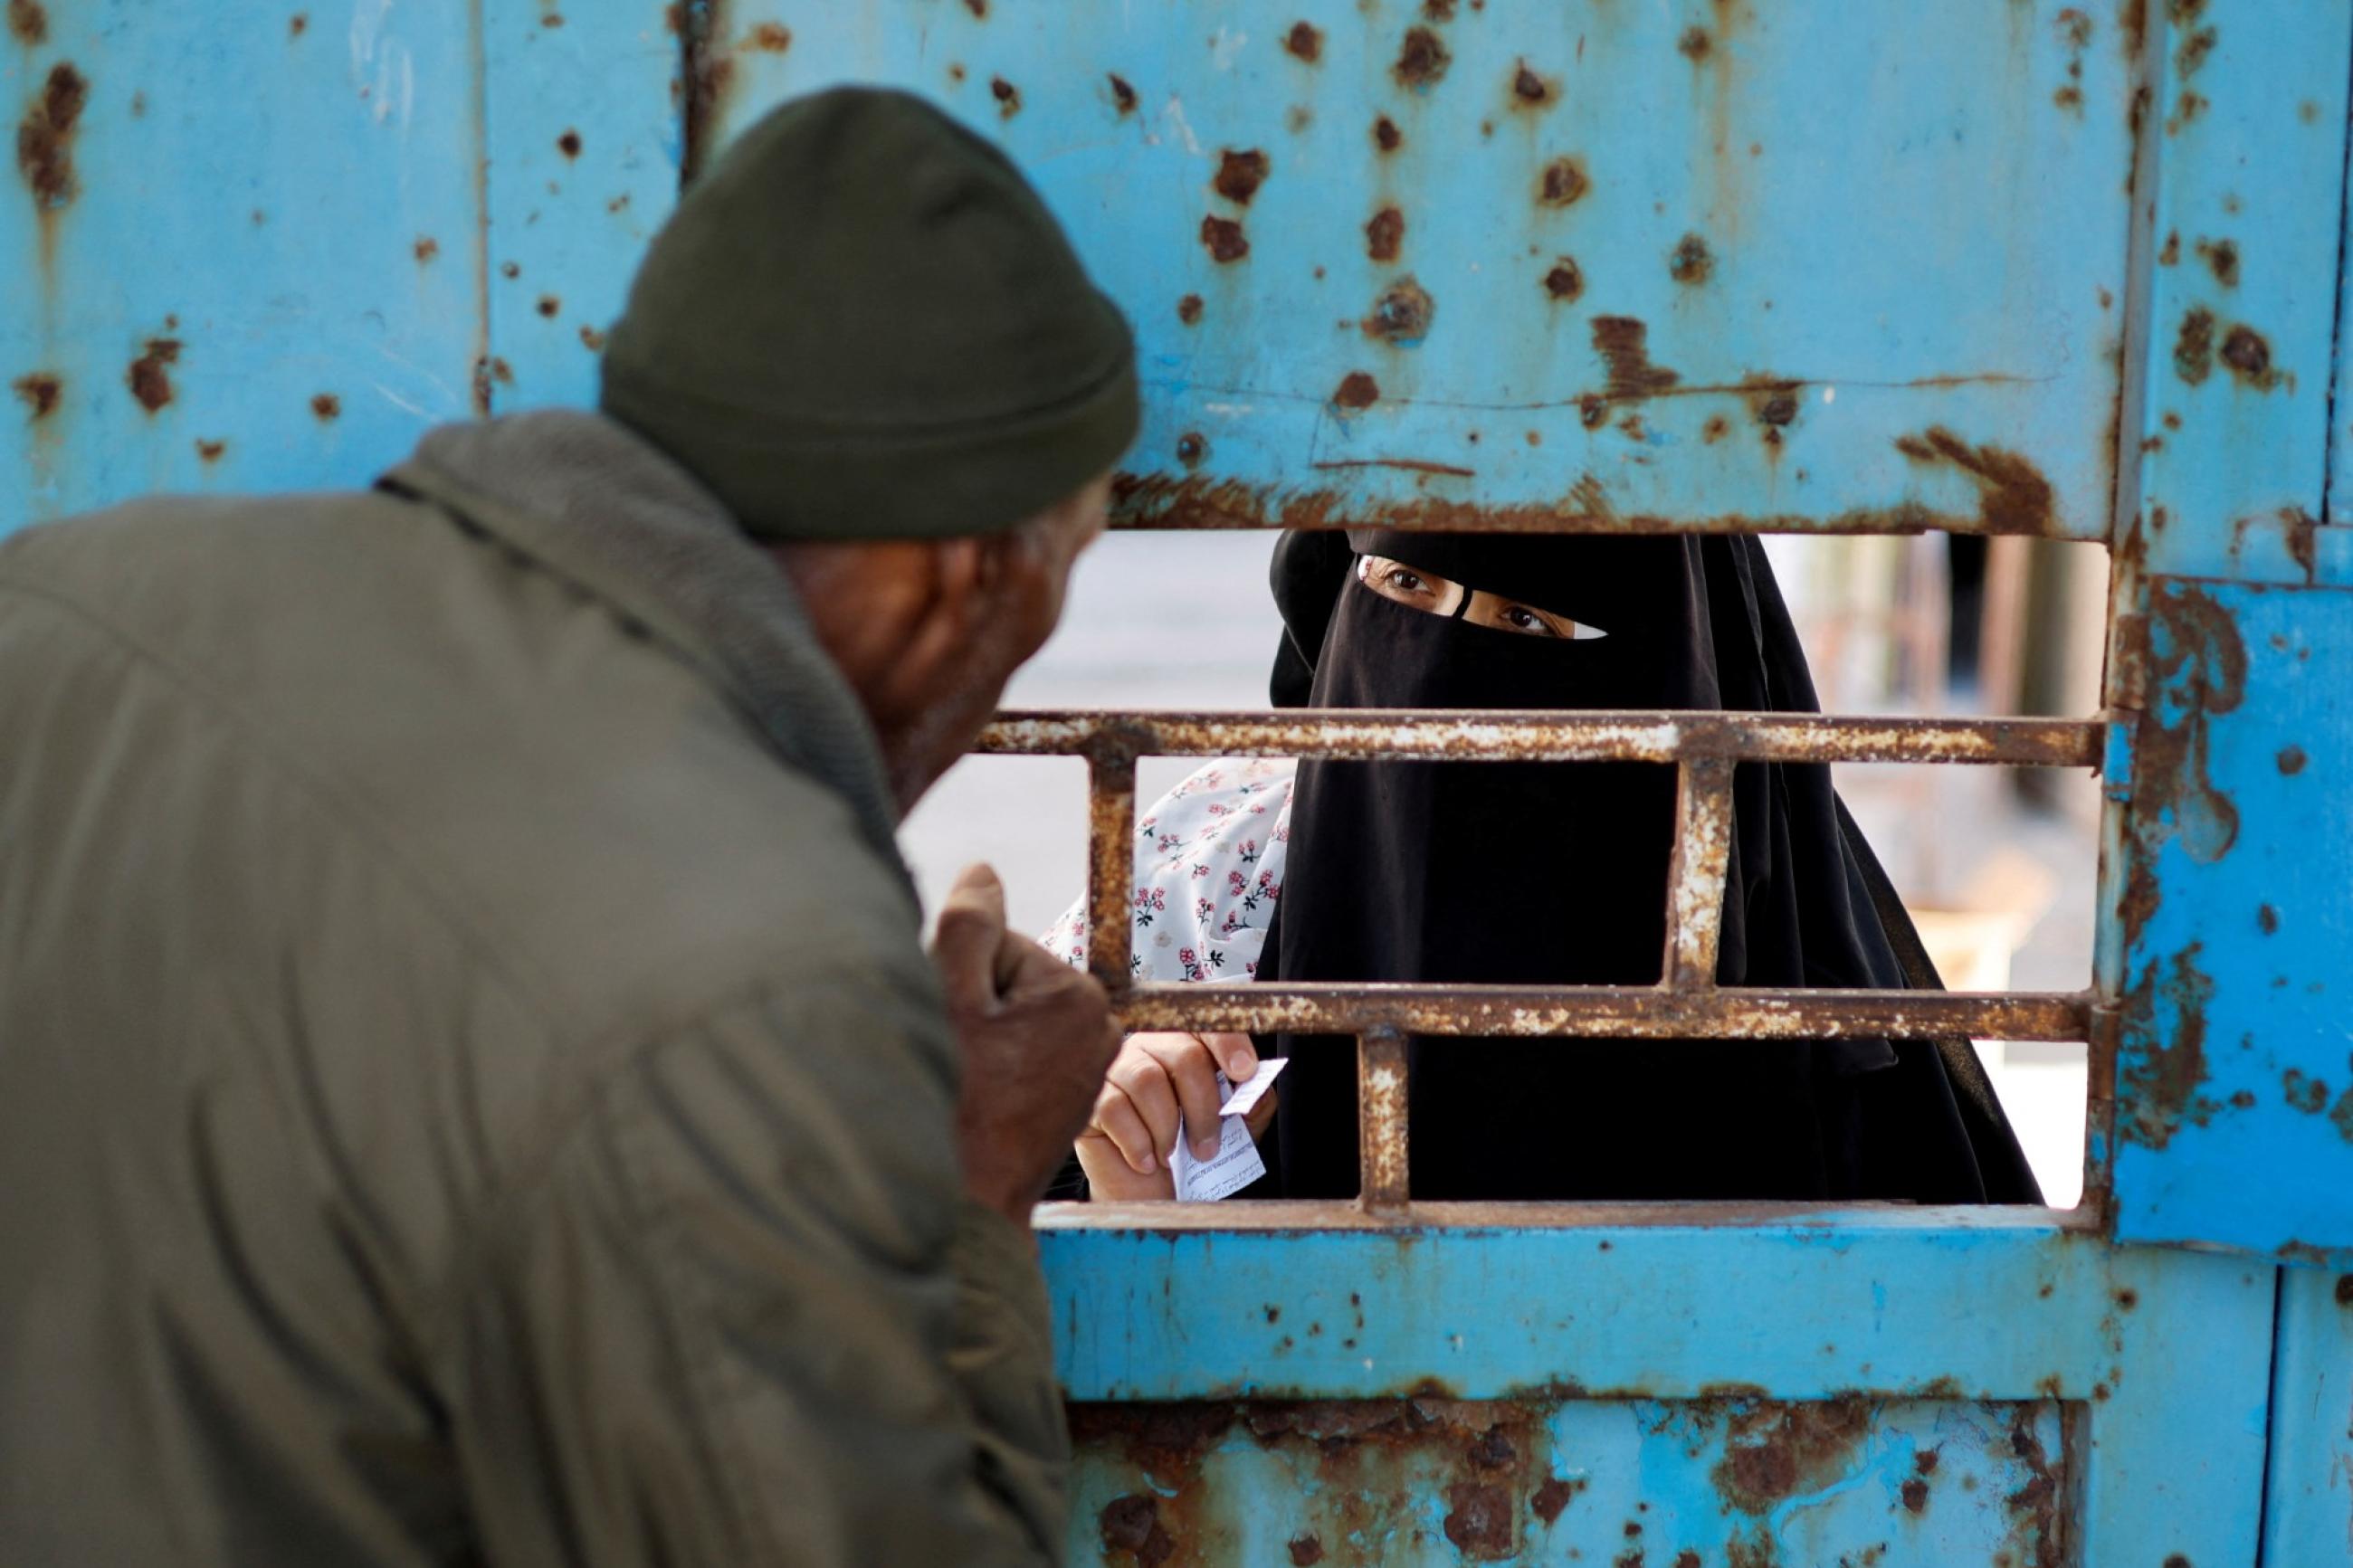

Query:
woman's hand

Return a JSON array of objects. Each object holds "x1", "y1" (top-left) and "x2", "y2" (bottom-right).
[{"x1": 1075, "y1": 1031, "x2": 1277, "y2": 1201}]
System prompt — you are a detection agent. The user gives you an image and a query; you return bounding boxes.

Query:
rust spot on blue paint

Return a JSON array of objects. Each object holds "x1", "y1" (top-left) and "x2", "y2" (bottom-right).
[
  {"x1": 1591, "y1": 318, "x2": 1680, "y2": 401},
  {"x1": 1394, "y1": 25, "x2": 1451, "y2": 88},
  {"x1": 1537, "y1": 157, "x2": 1589, "y2": 208},
  {"x1": 7, "y1": 0, "x2": 47, "y2": 45},
  {"x1": 1330, "y1": 372, "x2": 1380, "y2": 411},
  {"x1": 12, "y1": 370, "x2": 60, "y2": 420},
  {"x1": 1442, "y1": 1480, "x2": 1513, "y2": 1558},
  {"x1": 2220, "y1": 324, "x2": 2283, "y2": 391},
  {"x1": 15, "y1": 60, "x2": 87, "y2": 210},
  {"x1": 1099, "y1": 1493, "x2": 1174, "y2": 1565},
  {"x1": 126, "y1": 337, "x2": 180, "y2": 413},
  {"x1": 1214, "y1": 148, "x2": 1270, "y2": 205},
  {"x1": 1362, "y1": 275, "x2": 1434, "y2": 345},
  {"x1": 1891, "y1": 428, "x2": 2056, "y2": 535},
  {"x1": 2120, "y1": 941, "x2": 2217, "y2": 1150},
  {"x1": 1531, "y1": 1474, "x2": 1586, "y2": 1523},
  {"x1": 2139, "y1": 579, "x2": 2247, "y2": 860},
  {"x1": 1668, "y1": 233, "x2": 1714, "y2": 285},
  {"x1": 2174, "y1": 308, "x2": 2214, "y2": 383},
  {"x1": 1710, "y1": 1397, "x2": 1870, "y2": 1514}
]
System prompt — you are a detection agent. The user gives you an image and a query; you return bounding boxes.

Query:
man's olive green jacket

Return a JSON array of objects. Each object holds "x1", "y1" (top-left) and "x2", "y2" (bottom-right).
[{"x1": 0, "y1": 413, "x2": 1067, "y2": 1565}]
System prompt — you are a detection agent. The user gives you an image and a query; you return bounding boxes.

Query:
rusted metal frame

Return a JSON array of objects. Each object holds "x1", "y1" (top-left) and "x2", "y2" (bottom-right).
[
  {"x1": 1103, "y1": 486, "x2": 2078, "y2": 540},
  {"x1": 1661, "y1": 755, "x2": 1737, "y2": 989},
  {"x1": 1053, "y1": 708, "x2": 2098, "y2": 1222},
  {"x1": 1038, "y1": 1196, "x2": 2101, "y2": 1234},
  {"x1": 1111, "y1": 983, "x2": 2091, "y2": 1042},
  {"x1": 1357, "y1": 1028, "x2": 1409, "y2": 1218},
  {"x1": 978, "y1": 708, "x2": 2107, "y2": 768}
]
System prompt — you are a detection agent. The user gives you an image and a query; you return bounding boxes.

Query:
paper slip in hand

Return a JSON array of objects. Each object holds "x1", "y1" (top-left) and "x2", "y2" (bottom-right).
[{"x1": 1171, "y1": 1060, "x2": 1287, "y2": 1202}]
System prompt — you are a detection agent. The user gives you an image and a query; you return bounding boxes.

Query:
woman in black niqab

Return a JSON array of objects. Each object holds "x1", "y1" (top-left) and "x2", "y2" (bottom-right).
[{"x1": 1258, "y1": 527, "x2": 2041, "y2": 1203}]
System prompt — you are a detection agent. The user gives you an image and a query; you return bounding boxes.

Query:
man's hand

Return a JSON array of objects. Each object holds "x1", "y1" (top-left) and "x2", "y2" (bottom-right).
[
  {"x1": 1075, "y1": 1031, "x2": 1277, "y2": 1202},
  {"x1": 933, "y1": 864, "x2": 1121, "y2": 1225}
]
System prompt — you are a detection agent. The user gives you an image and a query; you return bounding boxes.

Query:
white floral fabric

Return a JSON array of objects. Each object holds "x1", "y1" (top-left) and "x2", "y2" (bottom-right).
[{"x1": 1043, "y1": 758, "x2": 1295, "y2": 982}]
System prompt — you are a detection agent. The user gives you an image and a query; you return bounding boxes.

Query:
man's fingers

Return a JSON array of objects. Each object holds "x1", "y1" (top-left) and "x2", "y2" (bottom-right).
[
  {"x1": 1204, "y1": 1031, "x2": 1258, "y2": 1082},
  {"x1": 997, "y1": 927, "x2": 1081, "y2": 996},
  {"x1": 930, "y1": 864, "x2": 1011, "y2": 1003},
  {"x1": 1084, "y1": 1089, "x2": 1159, "y2": 1176},
  {"x1": 1243, "y1": 1085, "x2": 1279, "y2": 1140},
  {"x1": 1139, "y1": 1034, "x2": 1228, "y2": 1161}
]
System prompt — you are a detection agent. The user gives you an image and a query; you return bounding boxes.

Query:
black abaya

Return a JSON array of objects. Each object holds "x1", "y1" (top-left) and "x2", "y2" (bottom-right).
[{"x1": 1257, "y1": 528, "x2": 2041, "y2": 1204}]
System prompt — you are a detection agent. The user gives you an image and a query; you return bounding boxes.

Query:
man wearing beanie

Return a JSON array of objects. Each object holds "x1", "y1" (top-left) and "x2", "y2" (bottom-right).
[{"x1": 0, "y1": 90, "x2": 1131, "y2": 1565}]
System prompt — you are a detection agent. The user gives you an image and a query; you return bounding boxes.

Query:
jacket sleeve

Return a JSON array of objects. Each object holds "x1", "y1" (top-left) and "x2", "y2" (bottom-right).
[{"x1": 442, "y1": 965, "x2": 1068, "y2": 1568}]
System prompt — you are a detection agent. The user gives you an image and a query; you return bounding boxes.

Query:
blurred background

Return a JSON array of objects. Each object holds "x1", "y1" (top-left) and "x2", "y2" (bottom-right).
[{"x1": 899, "y1": 530, "x2": 2107, "y2": 1206}]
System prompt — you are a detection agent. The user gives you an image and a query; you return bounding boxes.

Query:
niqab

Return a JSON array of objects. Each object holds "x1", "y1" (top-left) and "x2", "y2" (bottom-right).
[{"x1": 1258, "y1": 528, "x2": 2041, "y2": 1203}]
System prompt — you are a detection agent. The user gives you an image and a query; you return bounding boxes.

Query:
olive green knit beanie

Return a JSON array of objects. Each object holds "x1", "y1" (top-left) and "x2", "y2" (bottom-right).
[{"x1": 600, "y1": 87, "x2": 1138, "y2": 541}]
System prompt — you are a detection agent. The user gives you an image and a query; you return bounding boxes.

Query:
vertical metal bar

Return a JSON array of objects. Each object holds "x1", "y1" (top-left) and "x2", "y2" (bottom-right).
[
  {"x1": 1660, "y1": 755, "x2": 1738, "y2": 990},
  {"x1": 1085, "y1": 747, "x2": 1138, "y2": 991},
  {"x1": 1358, "y1": 1027, "x2": 1409, "y2": 1217}
]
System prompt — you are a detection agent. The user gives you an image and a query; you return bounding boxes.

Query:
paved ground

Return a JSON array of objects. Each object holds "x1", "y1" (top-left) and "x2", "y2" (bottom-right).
[{"x1": 898, "y1": 531, "x2": 2091, "y2": 1204}]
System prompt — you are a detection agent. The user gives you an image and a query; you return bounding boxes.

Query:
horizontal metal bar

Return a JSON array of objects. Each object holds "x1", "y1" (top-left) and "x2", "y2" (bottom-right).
[
  {"x1": 1107, "y1": 478, "x2": 2086, "y2": 540},
  {"x1": 1036, "y1": 1199, "x2": 2099, "y2": 1233},
  {"x1": 1112, "y1": 983, "x2": 2092, "y2": 1041},
  {"x1": 978, "y1": 709, "x2": 2109, "y2": 768}
]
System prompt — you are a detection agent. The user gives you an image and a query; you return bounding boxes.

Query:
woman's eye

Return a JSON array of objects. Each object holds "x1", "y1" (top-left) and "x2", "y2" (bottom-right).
[
  {"x1": 1386, "y1": 570, "x2": 1426, "y2": 594},
  {"x1": 1500, "y1": 604, "x2": 1558, "y2": 637}
]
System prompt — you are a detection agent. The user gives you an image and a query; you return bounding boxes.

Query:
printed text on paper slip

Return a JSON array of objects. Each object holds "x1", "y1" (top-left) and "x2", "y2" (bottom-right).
[{"x1": 1170, "y1": 1059, "x2": 1288, "y2": 1202}]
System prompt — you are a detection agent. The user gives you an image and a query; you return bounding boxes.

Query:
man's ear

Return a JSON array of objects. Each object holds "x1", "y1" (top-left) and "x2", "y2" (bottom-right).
[{"x1": 897, "y1": 535, "x2": 990, "y2": 685}]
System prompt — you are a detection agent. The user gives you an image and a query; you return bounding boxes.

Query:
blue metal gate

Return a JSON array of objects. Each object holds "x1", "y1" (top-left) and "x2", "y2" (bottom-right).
[{"x1": 7, "y1": 3, "x2": 2352, "y2": 1560}]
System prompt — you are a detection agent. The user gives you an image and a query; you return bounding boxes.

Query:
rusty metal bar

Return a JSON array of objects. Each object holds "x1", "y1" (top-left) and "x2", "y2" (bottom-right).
[
  {"x1": 1084, "y1": 750, "x2": 1138, "y2": 990},
  {"x1": 1357, "y1": 1028, "x2": 1410, "y2": 1217},
  {"x1": 1106, "y1": 477, "x2": 2052, "y2": 539},
  {"x1": 1113, "y1": 984, "x2": 2092, "y2": 1042},
  {"x1": 1662, "y1": 756, "x2": 1738, "y2": 989},
  {"x1": 978, "y1": 709, "x2": 2108, "y2": 768},
  {"x1": 1037, "y1": 1197, "x2": 2099, "y2": 1233}
]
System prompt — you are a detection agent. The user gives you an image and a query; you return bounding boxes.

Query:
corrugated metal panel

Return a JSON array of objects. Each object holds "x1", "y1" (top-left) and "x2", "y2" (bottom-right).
[
  {"x1": 2258, "y1": 1267, "x2": 2353, "y2": 1563},
  {"x1": 1039, "y1": 1215, "x2": 2276, "y2": 1564},
  {"x1": 2110, "y1": 577, "x2": 2353, "y2": 1262},
  {"x1": 3, "y1": 1, "x2": 486, "y2": 531},
  {"x1": 700, "y1": 0, "x2": 2136, "y2": 539},
  {"x1": 2127, "y1": 0, "x2": 2353, "y2": 585},
  {"x1": 1072, "y1": 1396, "x2": 2064, "y2": 1566},
  {"x1": 481, "y1": 0, "x2": 680, "y2": 413}
]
